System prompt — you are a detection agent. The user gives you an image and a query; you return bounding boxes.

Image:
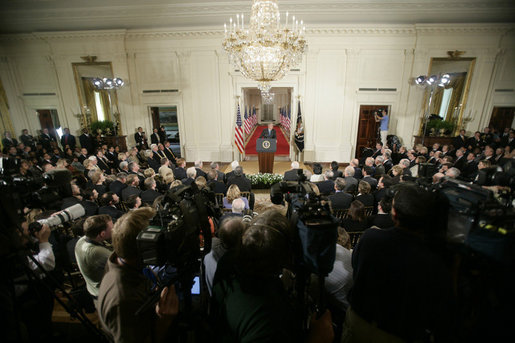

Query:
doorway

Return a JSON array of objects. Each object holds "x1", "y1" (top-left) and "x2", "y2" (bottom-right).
[
  {"x1": 355, "y1": 105, "x2": 387, "y2": 158},
  {"x1": 150, "y1": 106, "x2": 181, "y2": 158},
  {"x1": 37, "y1": 109, "x2": 61, "y2": 137},
  {"x1": 488, "y1": 107, "x2": 515, "y2": 133}
]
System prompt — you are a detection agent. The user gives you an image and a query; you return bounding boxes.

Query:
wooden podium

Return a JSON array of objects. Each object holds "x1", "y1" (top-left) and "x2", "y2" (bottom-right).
[{"x1": 256, "y1": 138, "x2": 276, "y2": 173}]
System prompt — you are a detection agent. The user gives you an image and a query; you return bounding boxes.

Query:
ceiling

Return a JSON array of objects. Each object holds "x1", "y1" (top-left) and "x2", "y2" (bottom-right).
[{"x1": 1, "y1": 0, "x2": 514, "y2": 34}]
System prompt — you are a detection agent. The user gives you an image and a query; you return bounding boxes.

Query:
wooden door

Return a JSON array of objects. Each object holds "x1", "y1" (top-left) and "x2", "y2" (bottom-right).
[
  {"x1": 37, "y1": 109, "x2": 56, "y2": 135},
  {"x1": 150, "y1": 107, "x2": 160, "y2": 129},
  {"x1": 355, "y1": 105, "x2": 385, "y2": 158},
  {"x1": 488, "y1": 107, "x2": 515, "y2": 132}
]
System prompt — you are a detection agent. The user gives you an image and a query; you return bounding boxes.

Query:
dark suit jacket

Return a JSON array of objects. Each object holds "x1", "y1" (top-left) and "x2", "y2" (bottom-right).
[
  {"x1": 216, "y1": 170, "x2": 225, "y2": 183},
  {"x1": 109, "y1": 180, "x2": 127, "y2": 197},
  {"x1": 317, "y1": 180, "x2": 335, "y2": 195},
  {"x1": 362, "y1": 176, "x2": 378, "y2": 191},
  {"x1": 374, "y1": 188, "x2": 386, "y2": 205},
  {"x1": 227, "y1": 175, "x2": 252, "y2": 192},
  {"x1": 195, "y1": 168, "x2": 207, "y2": 179},
  {"x1": 61, "y1": 196, "x2": 80, "y2": 210},
  {"x1": 182, "y1": 178, "x2": 195, "y2": 186},
  {"x1": 134, "y1": 132, "x2": 145, "y2": 147},
  {"x1": 78, "y1": 154, "x2": 89, "y2": 164},
  {"x1": 353, "y1": 167, "x2": 363, "y2": 180},
  {"x1": 163, "y1": 147, "x2": 177, "y2": 165},
  {"x1": 383, "y1": 159, "x2": 393, "y2": 174},
  {"x1": 259, "y1": 128, "x2": 276, "y2": 139},
  {"x1": 174, "y1": 167, "x2": 187, "y2": 180},
  {"x1": 453, "y1": 135, "x2": 468, "y2": 149},
  {"x1": 151, "y1": 133, "x2": 161, "y2": 144},
  {"x1": 93, "y1": 184, "x2": 107, "y2": 196},
  {"x1": 356, "y1": 193, "x2": 374, "y2": 207},
  {"x1": 39, "y1": 133, "x2": 56, "y2": 150},
  {"x1": 344, "y1": 176, "x2": 358, "y2": 193},
  {"x1": 121, "y1": 185, "x2": 142, "y2": 201},
  {"x1": 208, "y1": 180, "x2": 227, "y2": 194},
  {"x1": 283, "y1": 169, "x2": 302, "y2": 181},
  {"x1": 375, "y1": 165, "x2": 385, "y2": 178},
  {"x1": 331, "y1": 168, "x2": 343, "y2": 179},
  {"x1": 81, "y1": 200, "x2": 99, "y2": 216},
  {"x1": 99, "y1": 205, "x2": 124, "y2": 221},
  {"x1": 97, "y1": 158, "x2": 111, "y2": 174},
  {"x1": 329, "y1": 191, "x2": 353, "y2": 211},
  {"x1": 454, "y1": 156, "x2": 466, "y2": 172},
  {"x1": 370, "y1": 213, "x2": 395, "y2": 229},
  {"x1": 140, "y1": 189, "x2": 161, "y2": 204},
  {"x1": 61, "y1": 134, "x2": 76, "y2": 150},
  {"x1": 147, "y1": 158, "x2": 160, "y2": 172},
  {"x1": 79, "y1": 134, "x2": 94, "y2": 154}
]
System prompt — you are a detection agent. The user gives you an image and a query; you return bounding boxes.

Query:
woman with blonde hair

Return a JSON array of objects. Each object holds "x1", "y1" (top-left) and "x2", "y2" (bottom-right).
[{"x1": 223, "y1": 184, "x2": 249, "y2": 209}]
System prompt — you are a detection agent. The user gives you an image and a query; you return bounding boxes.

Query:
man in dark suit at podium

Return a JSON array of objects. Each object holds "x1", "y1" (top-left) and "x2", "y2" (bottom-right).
[{"x1": 259, "y1": 123, "x2": 277, "y2": 139}]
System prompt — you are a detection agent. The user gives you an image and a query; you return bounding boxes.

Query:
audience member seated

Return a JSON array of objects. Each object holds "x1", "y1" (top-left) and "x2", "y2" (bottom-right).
[
  {"x1": 331, "y1": 160, "x2": 343, "y2": 179},
  {"x1": 317, "y1": 170, "x2": 335, "y2": 195},
  {"x1": 210, "y1": 161, "x2": 225, "y2": 183},
  {"x1": 207, "y1": 169, "x2": 226, "y2": 194},
  {"x1": 181, "y1": 166, "x2": 196, "y2": 186},
  {"x1": 361, "y1": 166, "x2": 377, "y2": 191},
  {"x1": 91, "y1": 170, "x2": 107, "y2": 196},
  {"x1": 226, "y1": 166, "x2": 254, "y2": 210},
  {"x1": 355, "y1": 181, "x2": 374, "y2": 207},
  {"x1": 125, "y1": 194, "x2": 142, "y2": 210},
  {"x1": 340, "y1": 201, "x2": 369, "y2": 232},
  {"x1": 310, "y1": 163, "x2": 324, "y2": 182},
  {"x1": 158, "y1": 157, "x2": 173, "y2": 178},
  {"x1": 343, "y1": 166, "x2": 358, "y2": 193},
  {"x1": 121, "y1": 174, "x2": 142, "y2": 201},
  {"x1": 329, "y1": 178, "x2": 353, "y2": 211},
  {"x1": 374, "y1": 156, "x2": 385, "y2": 177},
  {"x1": 109, "y1": 172, "x2": 128, "y2": 197},
  {"x1": 75, "y1": 215, "x2": 113, "y2": 302},
  {"x1": 223, "y1": 184, "x2": 250, "y2": 210},
  {"x1": 194, "y1": 160, "x2": 208, "y2": 179},
  {"x1": 81, "y1": 187, "x2": 99, "y2": 216},
  {"x1": 344, "y1": 185, "x2": 454, "y2": 342},
  {"x1": 373, "y1": 175, "x2": 393, "y2": 205},
  {"x1": 146, "y1": 149, "x2": 160, "y2": 172},
  {"x1": 369, "y1": 198, "x2": 394, "y2": 229},
  {"x1": 98, "y1": 192, "x2": 124, "y2": 222},
  {"x1": 350, "y1": 159, "x2": 363, "y2": 179},
  {"x1": 174, "y1": 158, "x2": 187, "y2": 181},
  {"x1": 140, "y1": 177, "x2": 162, "y2": 204},
  {"x1": 225, "y1": 160, "x2": 240, "y2": 183},
  {"x1": 98, "y1": 207, "x2": 179, "y2": 342},
  {"x1": 283, "y1": 161, "x2": 302, "y2": 181}
]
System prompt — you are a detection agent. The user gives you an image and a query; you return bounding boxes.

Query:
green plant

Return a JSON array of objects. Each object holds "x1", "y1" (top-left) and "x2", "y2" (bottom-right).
[
  {"x1": 425, "y1": 119, "x2": 455, "y2": 136},
  {"x1": 90, "y1": 120, "x2": 115, "y2": 135}
]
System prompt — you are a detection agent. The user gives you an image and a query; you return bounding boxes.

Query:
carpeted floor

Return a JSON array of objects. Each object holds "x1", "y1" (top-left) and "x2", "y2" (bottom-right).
[{"x1": 244, "y1": 124, "x2": 290, "y2": 155}]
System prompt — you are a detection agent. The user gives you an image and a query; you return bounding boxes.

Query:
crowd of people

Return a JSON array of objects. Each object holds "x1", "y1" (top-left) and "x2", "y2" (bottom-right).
[{"x1": 3, "y1": 125, "x2": 513, "y2": 343}]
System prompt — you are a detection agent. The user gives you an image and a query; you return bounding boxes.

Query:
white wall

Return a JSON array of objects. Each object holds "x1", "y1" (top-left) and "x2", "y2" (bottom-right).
[{"x1": 0, "y1": 24, "x2": 514, "y2": 162}]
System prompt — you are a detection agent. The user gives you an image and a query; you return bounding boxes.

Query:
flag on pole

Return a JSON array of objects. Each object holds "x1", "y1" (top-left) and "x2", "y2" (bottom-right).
[
  {"x1": 244, "y1": 106, "x2": 251, "y2": 135},
  {"x1": 285, "y1": 107, "x2": 291, "y2": 132},
  {"x1": 234, "y1": 104, "x2": 245, "y2": 154},
  {"x1": 252, "y1": 107, "x2": 257, "y2": 127},
  {"x1": 294, "y1": 100, "x2": 304, "y2": 152}
]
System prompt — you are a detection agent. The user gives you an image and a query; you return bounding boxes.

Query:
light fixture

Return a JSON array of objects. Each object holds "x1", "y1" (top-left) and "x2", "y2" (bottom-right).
[
  {"x1": 91, "y1": 77, "x2": 125, "y2": 90},
  {"x1": 261, "y1": 91, "x2": 275, "y2": 104},
  {"x1": 222, "y1": 0, "x2": 307, "y2": 93},
  {"x1": 413, "y1": 73, "x2": 453, "y2": 145}
]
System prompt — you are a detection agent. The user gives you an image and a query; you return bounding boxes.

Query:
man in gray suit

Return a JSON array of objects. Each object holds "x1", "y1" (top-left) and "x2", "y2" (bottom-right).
[{"x1": 343, "y1": 166, "x2": 358, "y2": 193}]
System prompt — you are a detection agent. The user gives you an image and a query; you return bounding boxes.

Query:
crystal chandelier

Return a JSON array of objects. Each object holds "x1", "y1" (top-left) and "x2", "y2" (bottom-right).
[
  {"x1": 262, "y1": 91, "x2": 275, "y2": 104},
  {"x1": 222, "y1": 0, "x2": 307, "y2": 93}
]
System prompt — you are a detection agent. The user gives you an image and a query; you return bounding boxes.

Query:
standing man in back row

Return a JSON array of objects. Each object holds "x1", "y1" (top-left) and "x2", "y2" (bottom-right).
[
  {"x1": 375, "y1": 109, "x2": 389, "y2": 147},
  {"x1": 259, "y1": 123, "x2": 277, "y2": 139}
]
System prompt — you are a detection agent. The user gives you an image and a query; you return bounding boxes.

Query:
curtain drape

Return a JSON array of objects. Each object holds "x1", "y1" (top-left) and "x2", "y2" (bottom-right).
[
  {"x1": 446, "y1": 72, "x2": 466, "y2": 122},
  {"x1": 82, "y1": 78, "x2": 98, "y2": 121}
]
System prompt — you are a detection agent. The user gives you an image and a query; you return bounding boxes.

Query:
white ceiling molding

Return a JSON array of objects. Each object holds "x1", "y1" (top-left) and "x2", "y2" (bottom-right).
[{"x1": 0, "y1": 1, "x2": 514, "y2": 34}]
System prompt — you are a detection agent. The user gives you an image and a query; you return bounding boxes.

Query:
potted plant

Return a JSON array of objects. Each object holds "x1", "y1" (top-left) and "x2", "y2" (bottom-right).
[{"x1": 90, "y1": 120, "x2": 115, "y2": 136}]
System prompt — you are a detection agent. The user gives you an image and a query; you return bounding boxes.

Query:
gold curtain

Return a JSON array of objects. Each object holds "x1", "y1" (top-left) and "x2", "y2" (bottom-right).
[
  {"x1": 0, "y1": 79, "x2": 15, "y2": 149},
  {"x1": 98, "y1": 90, "x2": 111, "y2": 121},
  {"x1": 430, "y1": 87, "x2": 444, "y2": 116},
  {"x1": 82, "y1": 78, "x2": 98, "y2": 121},
  {"x1": 446, "y1": 72, "x2": 466, "y2": 122}
]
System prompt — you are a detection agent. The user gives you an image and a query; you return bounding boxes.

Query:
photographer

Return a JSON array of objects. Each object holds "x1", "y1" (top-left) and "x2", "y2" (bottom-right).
[
  {"x1": 75, "y1": 215, "x2": 113, "y2": 302},
  {"x1": 343, "y1": 185, "x2": 454, "y2": 342},
  {"x1": 98, "y1": 207, "x2": 179, "y2": 343},
  {"x1": 374, "y1": 109, "x2": 389, "y2": 146},
  {"x1": 17, "y1": 221, "x2": 56, "y2": 341}
]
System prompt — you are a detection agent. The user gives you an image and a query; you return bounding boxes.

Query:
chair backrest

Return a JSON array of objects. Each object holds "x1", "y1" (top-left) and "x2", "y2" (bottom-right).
[
  {"x1": 347, "y1": 231, "x2": 364, "y2": 249},
  {"x1": 240, "y1": 191, "x2": 250, "y2": 200},
  {"x1": 214, "y1": 193, "x2": 224, "y2": 207},
  {"x1": 364, "y1": 206, "x2": 374, "y2": 217},
  {"x1": 332, "y1": 208, "x2": 349, "y2": 220},
  {"x1": 222, "y1": 208, "x2": 232, "y2": 213},
  {"x1": 117, "y1": 201, "x2": 129, "y2": 212}
]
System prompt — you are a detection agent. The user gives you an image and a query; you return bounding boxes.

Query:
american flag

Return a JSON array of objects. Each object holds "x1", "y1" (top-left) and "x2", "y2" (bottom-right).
[
  {"x1": 280, "y1": 107, "x2": 284, "y2": 127},
  {"x1": 252, "y1": 107, "x2": 257, "y2": 127},
  {"x1": 244, "y1": 106, "x2": 251, "y2": 135},
  {"x1": 285, "y1": 108, "x2": 291, "y2": 132},
  {"x1": 234, "y1": 104, "x2": 245, "y2": 154}
]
